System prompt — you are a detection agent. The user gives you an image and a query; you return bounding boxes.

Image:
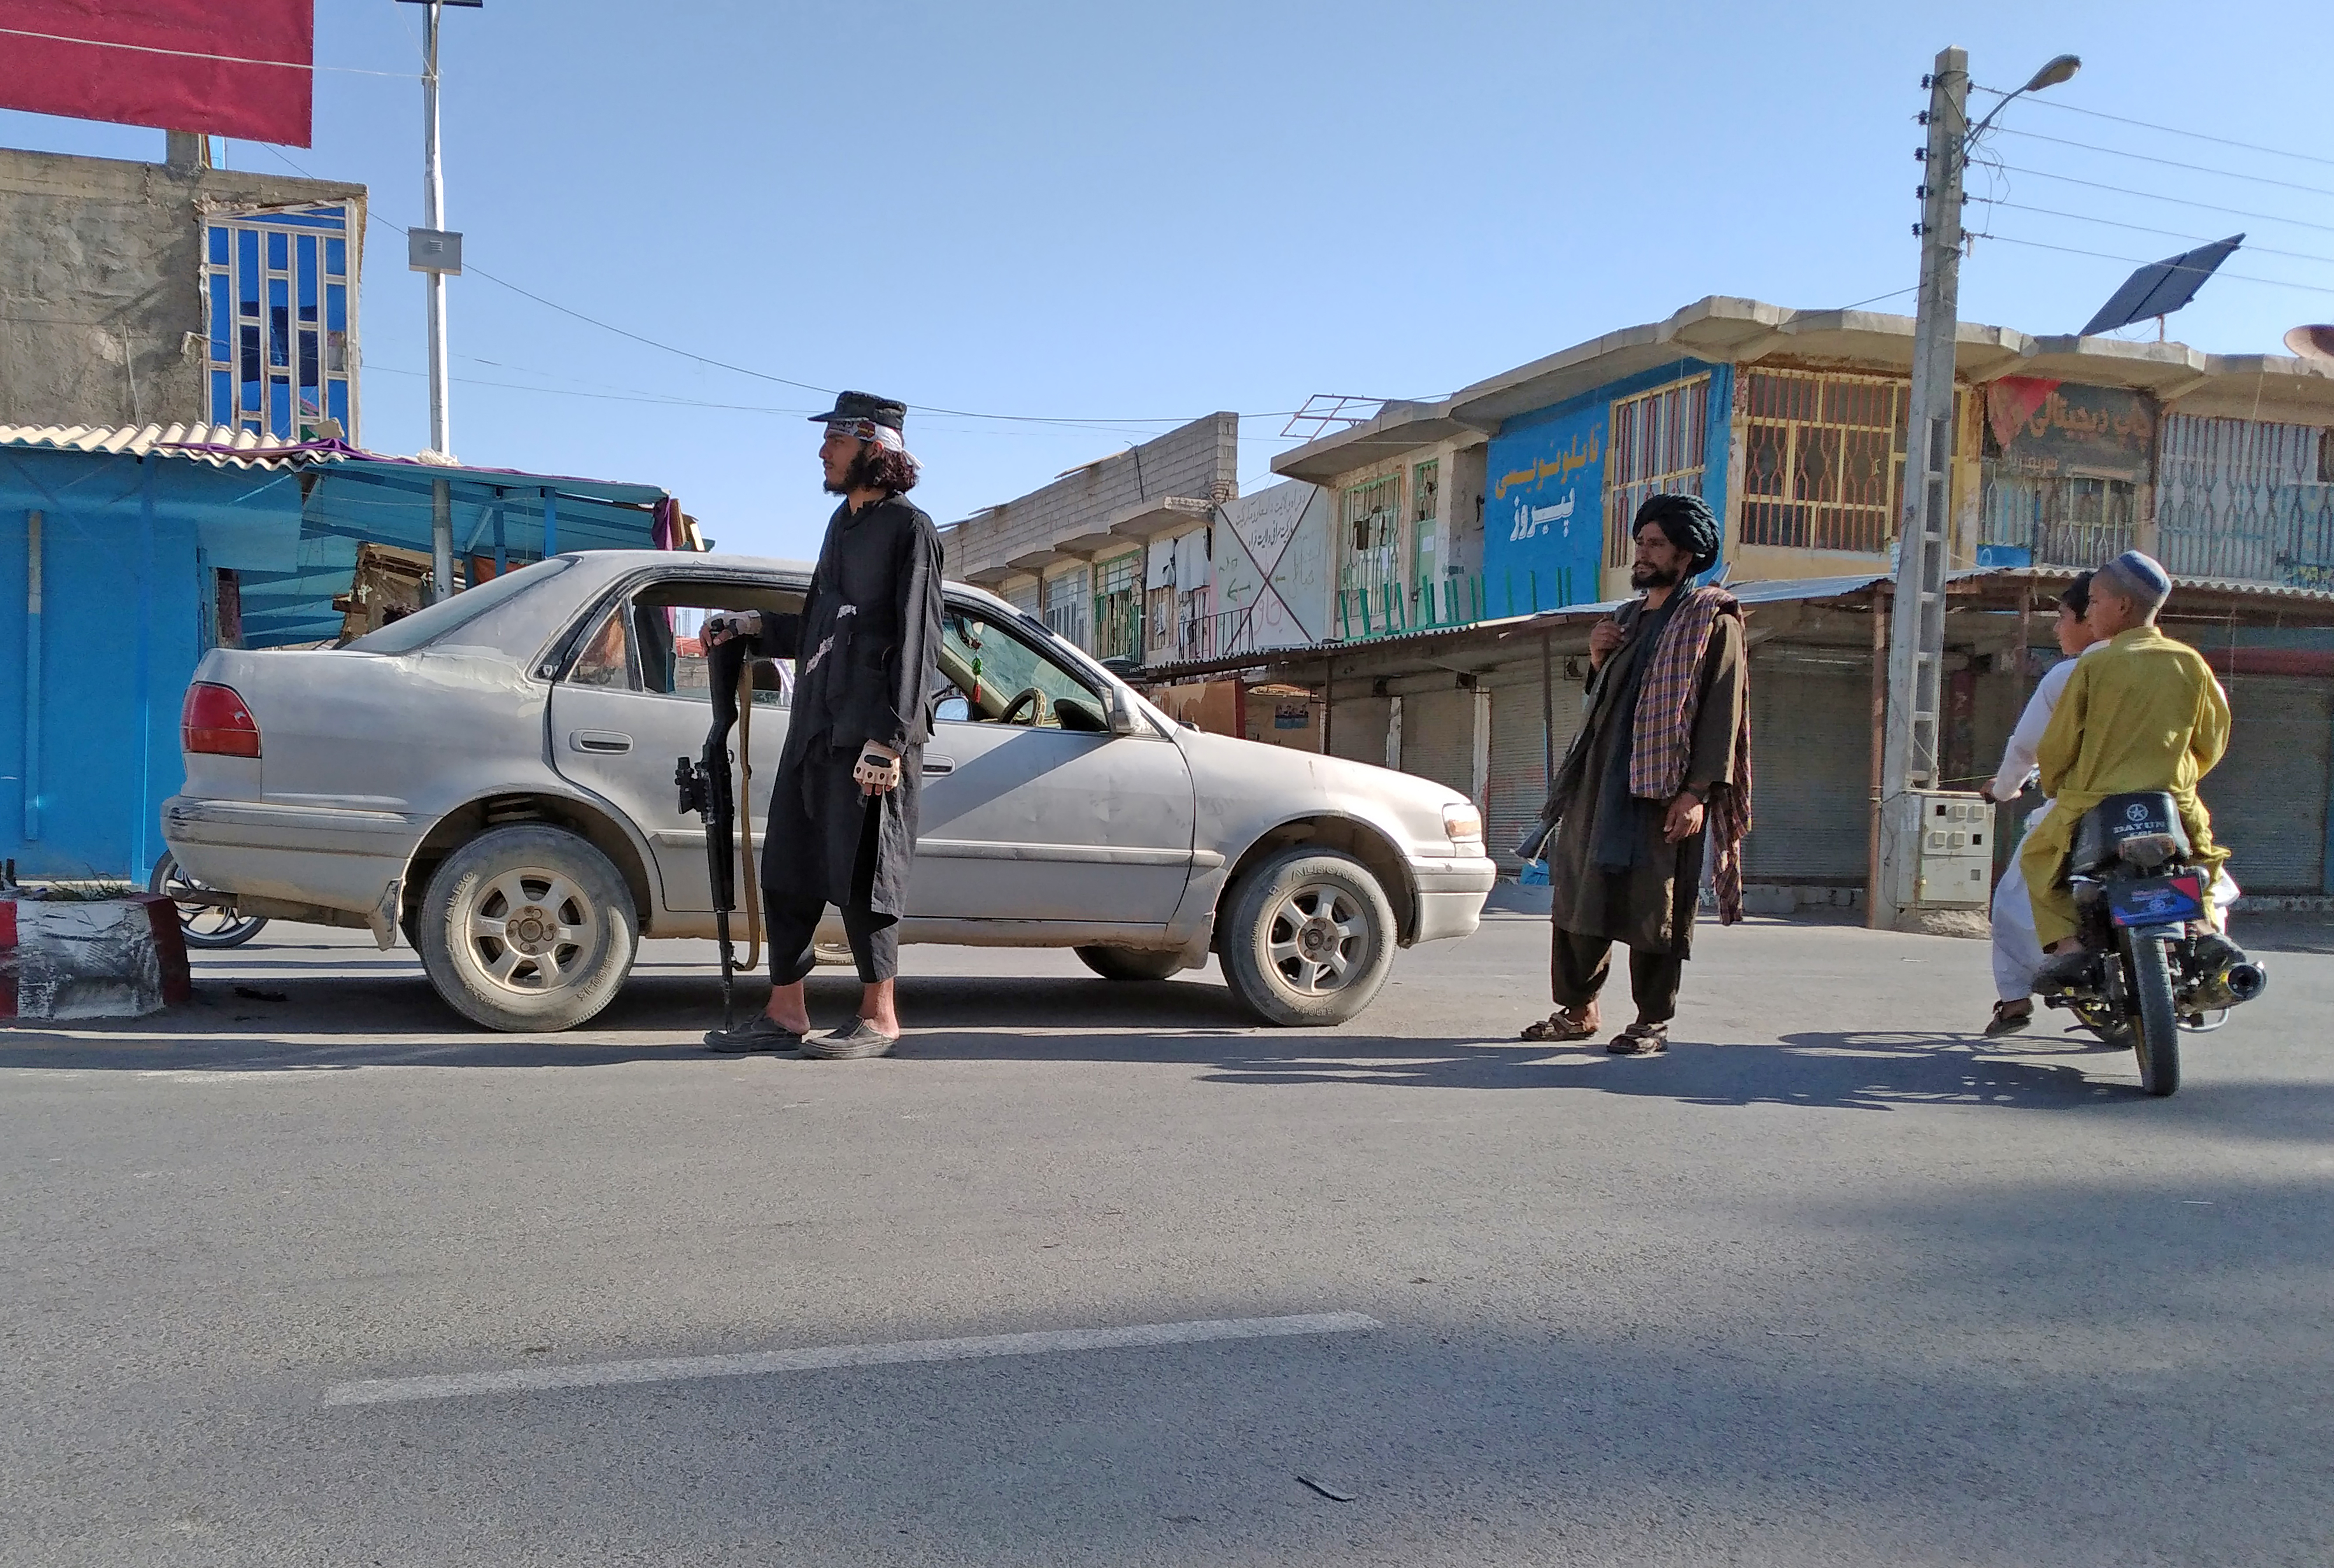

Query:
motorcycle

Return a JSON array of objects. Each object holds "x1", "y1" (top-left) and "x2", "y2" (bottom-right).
[{"x1": 2041, "y1": 791, "x2": 2267, "y2": 1097}]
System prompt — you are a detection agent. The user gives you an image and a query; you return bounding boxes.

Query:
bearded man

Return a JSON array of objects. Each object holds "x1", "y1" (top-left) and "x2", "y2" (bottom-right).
[
  {"x1": 1519, "y1": 494, "x2": 1752, "y2": 1055},
  {"x1": 701, "y1": 392, "x2": 944, "y2": 1060}
]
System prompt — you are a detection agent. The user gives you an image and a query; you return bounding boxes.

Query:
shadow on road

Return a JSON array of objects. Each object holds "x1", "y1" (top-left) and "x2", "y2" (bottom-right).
[{"x1": 2, "y1": 958, "x2": 2222, "y2": 1113}]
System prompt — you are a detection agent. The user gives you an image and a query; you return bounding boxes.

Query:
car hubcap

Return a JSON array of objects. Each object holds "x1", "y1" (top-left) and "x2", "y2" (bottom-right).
[
  {"x1": 1265, "y1": 882, "x2": 1366, "y2": 995},
  {"x1": 467, "y1": 868, "x2": 594, "y2": 994}
]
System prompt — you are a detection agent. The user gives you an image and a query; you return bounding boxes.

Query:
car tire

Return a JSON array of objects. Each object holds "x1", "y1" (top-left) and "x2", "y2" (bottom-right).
[
  {"x1": 416, "y1": 825, "x2": 637, "y2": 1032},
  {"x1": 1219, "y1": 846, "x2": 1396, "y2": 1027},
  {"x1": 1074, "y1": 944, "x2": 1185, "y2": 982}
]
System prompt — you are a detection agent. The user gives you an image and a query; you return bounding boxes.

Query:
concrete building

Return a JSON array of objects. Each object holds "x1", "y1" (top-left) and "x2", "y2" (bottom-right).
[
  {"x1": 1, "y1": 144, "x2": 366, "y2": 440},
  {"x1": 942, "y1": 413, "x2": 1238, "y2": 663},
  {"x1": 1134, "y1": 296, "x2": 2334, "y2": 905}
]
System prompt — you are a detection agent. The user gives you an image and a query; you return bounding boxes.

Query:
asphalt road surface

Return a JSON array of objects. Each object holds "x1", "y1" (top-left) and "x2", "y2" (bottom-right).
[{"x1": 5, "y1": 904, "x2": 2330, "y2": 1566}]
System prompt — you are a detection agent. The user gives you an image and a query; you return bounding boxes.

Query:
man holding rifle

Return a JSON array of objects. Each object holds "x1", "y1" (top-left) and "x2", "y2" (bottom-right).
[{"x1": 701, "y1": 393, "x2": 944, "y2": 1059}]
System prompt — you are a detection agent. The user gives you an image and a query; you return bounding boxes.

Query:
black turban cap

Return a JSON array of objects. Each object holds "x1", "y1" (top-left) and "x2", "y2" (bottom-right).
[{"x1": 1632, "y1": 493, "x2": 1720, "y2": 575}]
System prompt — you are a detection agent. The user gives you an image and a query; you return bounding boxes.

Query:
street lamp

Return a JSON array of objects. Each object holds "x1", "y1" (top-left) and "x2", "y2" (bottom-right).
[{"x1": 1874, "y1": 47, "x2": 2079, "y2": 930}]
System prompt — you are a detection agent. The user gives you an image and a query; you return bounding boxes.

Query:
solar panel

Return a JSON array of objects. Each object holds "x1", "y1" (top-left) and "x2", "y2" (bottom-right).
[{"x1": 2079, "y1": 235, "x2": 2243, "y2": 338}]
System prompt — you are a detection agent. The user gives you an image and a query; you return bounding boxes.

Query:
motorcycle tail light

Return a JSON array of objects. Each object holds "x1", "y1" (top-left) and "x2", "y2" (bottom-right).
[
  {"x1": 182, "y1": 682, "x2": 261, "y2": 758},
  {"x1": 2118, "y1": 832, "x2": 2179, "y2": 868}
]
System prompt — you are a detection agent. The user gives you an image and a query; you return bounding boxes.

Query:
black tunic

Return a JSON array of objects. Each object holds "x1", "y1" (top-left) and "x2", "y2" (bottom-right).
[{"x1": 746, "y1": 494, "x2": 944, "y2": 917}]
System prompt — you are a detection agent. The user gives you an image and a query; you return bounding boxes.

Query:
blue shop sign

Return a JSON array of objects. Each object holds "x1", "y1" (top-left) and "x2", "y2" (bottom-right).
[{"x1": 1484, "y1": 404, "x2": 1604, "y2": 613}]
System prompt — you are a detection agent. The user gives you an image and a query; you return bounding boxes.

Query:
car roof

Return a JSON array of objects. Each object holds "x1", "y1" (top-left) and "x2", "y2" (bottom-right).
[{"x1": 557, "y1": 548, "x2": 1018, "y2": 616}]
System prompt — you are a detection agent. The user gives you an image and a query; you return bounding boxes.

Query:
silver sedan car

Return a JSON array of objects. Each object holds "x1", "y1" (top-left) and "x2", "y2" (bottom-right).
[{"x1": 164, "y1": 551, "x2": 1496, "y2": 1031}]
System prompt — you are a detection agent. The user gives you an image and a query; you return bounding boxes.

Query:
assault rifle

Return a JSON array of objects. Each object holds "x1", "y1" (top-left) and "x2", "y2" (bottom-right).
[{"x1": 675, "y1": 633, "x2": 753, "y2": 1029}]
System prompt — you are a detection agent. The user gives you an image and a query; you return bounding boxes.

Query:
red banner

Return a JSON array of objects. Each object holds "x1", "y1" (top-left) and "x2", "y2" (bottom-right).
[{"x1": 0, "y1": 0, "x2": 313, "y2": 146}]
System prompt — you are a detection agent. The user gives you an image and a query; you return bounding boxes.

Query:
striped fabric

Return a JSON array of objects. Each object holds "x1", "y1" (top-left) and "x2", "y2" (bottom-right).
[{"x1": 1626, "y1": 584, "x2": 1754, "y2": 923}]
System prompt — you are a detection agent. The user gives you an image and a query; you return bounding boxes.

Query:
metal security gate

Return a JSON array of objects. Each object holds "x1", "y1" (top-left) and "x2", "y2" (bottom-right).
[
  {"x1": 1487, "y1": 664, "x2": 1581, "y2": 871},
  {"x1": 1400, "y1": 687, "x2": 1475, "y2": 802},
  {"x1": 2156, "y1": 415, "x2": 2334, "y2": 587},
  {"x1": 1742, "y1": 651, "x2": 1871, "y2": 885},
  {"x1": 2205, "y1": 676, "x2": 2332, "y2": 893}
]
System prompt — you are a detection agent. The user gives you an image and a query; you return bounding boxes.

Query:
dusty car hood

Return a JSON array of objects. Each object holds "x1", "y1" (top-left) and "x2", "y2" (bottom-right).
[{"x1": 1171, "y1": 727, "x2": 1469, "y2": 851}]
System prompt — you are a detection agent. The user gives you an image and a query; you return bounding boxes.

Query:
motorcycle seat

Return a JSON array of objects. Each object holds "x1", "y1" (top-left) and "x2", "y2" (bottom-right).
[{"x1": 2072, "y1": 792, "x2": 2190, "y2": 874}]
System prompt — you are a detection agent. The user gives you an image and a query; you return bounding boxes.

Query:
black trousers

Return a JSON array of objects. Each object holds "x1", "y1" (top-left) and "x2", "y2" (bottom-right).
[
  {"x1": 763, "y1": 792, "x2": 899, "y2": 986},
  {"x1": 1550, "y1": 927, "x2": 1683, "y2": 1026}
]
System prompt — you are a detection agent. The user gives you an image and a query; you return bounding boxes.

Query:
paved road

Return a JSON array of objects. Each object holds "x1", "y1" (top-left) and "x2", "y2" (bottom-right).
[{"x1": 4, "y1": 907, "x2": 2330, "y2": 1566}]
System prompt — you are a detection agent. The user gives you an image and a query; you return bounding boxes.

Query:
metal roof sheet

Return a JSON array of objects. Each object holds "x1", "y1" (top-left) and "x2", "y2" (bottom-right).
[{"x1": 0, "y1": 421, "x2": 338, "y2": 470}]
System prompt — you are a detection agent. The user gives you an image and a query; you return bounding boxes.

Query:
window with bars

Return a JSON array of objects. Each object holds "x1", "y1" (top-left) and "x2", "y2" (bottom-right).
[
  {"x1": 1411, "y1": 458, "x2": 1440, "y2": 590},
  {"x1": 1092, "y1": 551, "x2": 1142, "y2": 662},
  {"x1": 203, "y1": 204, "x2": 357, "y2": 440},
  {"x1": 1735, "y1": 370, "x2": 1905, "y2": 555},
  {"x1": 1340, "y1": 472, "x2": 1405, "y2": 627},
  {"x1": 1604, "y1": 376, "x2": 1710, "y2": 568}
]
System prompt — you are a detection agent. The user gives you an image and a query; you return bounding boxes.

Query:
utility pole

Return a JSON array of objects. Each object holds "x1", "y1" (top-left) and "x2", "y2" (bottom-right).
[
  {"x1": 398, "y1": 0, "x2": 479, "y2": 599},
  {"x1": 421, "y1": 1, "x2": 450, "y2": 464},
  {"x1": 1875, "y1": 46, "x2": 2078, "y2": 928},
  {"x1": 1875, "y1": 46, "x2": 1967, "y2": 928}
]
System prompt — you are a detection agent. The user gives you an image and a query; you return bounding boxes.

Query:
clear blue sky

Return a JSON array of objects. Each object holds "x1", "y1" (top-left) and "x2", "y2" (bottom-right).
[{"x1": 7, "y1": 1, "x2": 2332, "y2": 557}]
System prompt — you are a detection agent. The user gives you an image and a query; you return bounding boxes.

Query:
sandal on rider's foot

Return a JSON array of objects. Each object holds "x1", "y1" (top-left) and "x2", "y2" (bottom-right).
[
  {"x1": 802, "y1": 1019, "x2": 899, "y2": 1060},
  {"x1": 1607, "y1": 1022, "x2": 1668, "y2": 1056},
  {"x1": 1521, "y1": 1006, "x2": 1599, "y2": 1042},
  {"x1": 1982, "y1": 1000, "x2": 2033, "y2": 1037}
]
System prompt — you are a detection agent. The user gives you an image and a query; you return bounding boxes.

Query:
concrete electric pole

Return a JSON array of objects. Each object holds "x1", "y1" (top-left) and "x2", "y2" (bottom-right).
[
  {"x1": 398, "y1": 0, "x2": 480, "y2": 598},
  {"x1": 1875, "y1": 46, "x2": 2078, "y2": 928}
]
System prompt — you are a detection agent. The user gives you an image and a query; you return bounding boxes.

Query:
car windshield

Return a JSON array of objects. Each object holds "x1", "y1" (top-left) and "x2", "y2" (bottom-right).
[{"x1": 345, "y1": 557, "x2": 574, "y2": 654}]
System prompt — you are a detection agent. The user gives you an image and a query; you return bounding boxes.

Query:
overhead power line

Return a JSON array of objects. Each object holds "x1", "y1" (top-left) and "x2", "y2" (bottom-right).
[
  {"x1": 1971, "y1": 198, "x2": 2334, "y2": 269},
  {"x1": 1970, "y1": 231, "x2": 2334, "y2": 299},
  {"x1": 1971, "y1": 84, "x2": 2334, "y2": 171},
  {"x1": 1987, "y1": 125, "x2": 2334, "y2": 202},
  {"x1": 0, "y1": 24, "x2": 412, "y2": 77},
  {"x1": 1991, "y1": 165, "x2": 2334, "y2": 238}
]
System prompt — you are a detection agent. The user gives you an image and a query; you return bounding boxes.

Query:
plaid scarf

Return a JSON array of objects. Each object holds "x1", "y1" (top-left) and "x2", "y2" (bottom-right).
[{"x1": 1626, "y1": 584, "x2": 1754, "y2": 924}]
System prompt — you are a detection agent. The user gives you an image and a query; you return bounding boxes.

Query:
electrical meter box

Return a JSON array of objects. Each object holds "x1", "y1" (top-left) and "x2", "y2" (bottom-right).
[{"x1": 1885, "y1": 790, "x2": 1994, "y2": 909}]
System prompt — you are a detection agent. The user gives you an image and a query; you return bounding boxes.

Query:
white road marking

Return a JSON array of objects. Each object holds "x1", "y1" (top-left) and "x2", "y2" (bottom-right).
[{"x1": 322, "y1": 1311, "x2": 1381, "y2": 1407}]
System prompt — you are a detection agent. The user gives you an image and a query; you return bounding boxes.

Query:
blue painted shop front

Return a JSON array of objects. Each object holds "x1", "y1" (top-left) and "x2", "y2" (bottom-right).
[
  {"x1": 3, "y1": 438, "x2": 677, "y2": 882},
  {"x1": 1482, "y1": 361, "x2": 1734, "y2": 610}
]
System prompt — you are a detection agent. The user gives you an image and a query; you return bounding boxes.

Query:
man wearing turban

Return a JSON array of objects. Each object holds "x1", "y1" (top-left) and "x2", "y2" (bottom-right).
[{"x1": 1520, "y1": 494, "x2": 1752, "y2": 1054}]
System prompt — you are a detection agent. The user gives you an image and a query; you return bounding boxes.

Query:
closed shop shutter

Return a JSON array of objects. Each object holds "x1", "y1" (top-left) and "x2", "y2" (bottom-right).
[
  {"x1": 1401, "y1": 687, "x2": 1475, "y2": 801},
  {"x1": 2204, "y1": 676, "x2": 2331, "y2": 893},
  {"x1": 1743, "y1": 652, "x2": 1871, "y2": 885},
  {"x1": 1487, "y1": 665, "x2": 1586, "y2": 871},
  {"x1": 1326, "y1": 695, "x2": 1391, "y2": 766}
]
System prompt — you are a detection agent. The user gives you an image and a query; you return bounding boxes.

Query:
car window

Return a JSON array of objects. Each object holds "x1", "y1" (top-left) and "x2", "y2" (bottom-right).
[
  {"x1": 939, "y1": 605, "x2": 1107, "y2": 731},
  {"x1": 346, "y1": 556, "x2": 573, "y2": 654},
  {"x1": 569, "y1": 605, "x2": 631, "y2": 689},
  {"x1": 566, "y1": 579, "x2": 802, "y2": 707}
]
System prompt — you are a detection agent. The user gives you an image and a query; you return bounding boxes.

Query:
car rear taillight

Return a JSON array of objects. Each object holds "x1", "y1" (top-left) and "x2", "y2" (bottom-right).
[{"x1": 182, "y1": 682, "x2": 261, "y2": 758}]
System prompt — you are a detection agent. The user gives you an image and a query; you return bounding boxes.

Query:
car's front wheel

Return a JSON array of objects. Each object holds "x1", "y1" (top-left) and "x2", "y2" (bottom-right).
[
  {"x1": 416, "y1": 825, "x2": 637, "y2": 1032},
  {"x1": 1219, "y1": 846, "x2": 1396, "y2": 1026}
]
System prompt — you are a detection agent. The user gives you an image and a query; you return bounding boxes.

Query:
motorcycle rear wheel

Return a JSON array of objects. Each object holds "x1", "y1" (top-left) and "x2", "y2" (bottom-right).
[{"x1": 2126, "y1": 935, "x2": 2182, "y2": 1098}]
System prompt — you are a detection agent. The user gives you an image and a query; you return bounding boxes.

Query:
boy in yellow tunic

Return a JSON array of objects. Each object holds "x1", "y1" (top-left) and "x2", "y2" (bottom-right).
[{"x1": 2025, "y1": 550, "x2": 2232, "y2": 990}]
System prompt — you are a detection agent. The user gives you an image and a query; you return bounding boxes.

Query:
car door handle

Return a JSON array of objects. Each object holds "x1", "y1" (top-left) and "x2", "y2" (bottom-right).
[
  {"x1": 570, "y1": 729, "x2": 633, "y2": 754},
  {"x1": 922, "y1": 754, "x2": 955, "y2": 776}
]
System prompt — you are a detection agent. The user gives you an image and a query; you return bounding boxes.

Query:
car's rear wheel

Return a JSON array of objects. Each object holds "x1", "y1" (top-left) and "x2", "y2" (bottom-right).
[
  {"x1": 1219, "y1": 846, "x2": 1395, "y2": 1026},
  {"x1": 1074, "y1": 945, "x2": 1185, "y2": 982},
  {"x1": 417, "y1": 825, "x2": 637, "y2": 1032}
]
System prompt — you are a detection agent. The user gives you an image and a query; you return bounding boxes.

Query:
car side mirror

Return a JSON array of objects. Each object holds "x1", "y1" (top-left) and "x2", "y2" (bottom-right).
[{"x1": 1107, "y1": 686, "x2": 1141, "y2": 737}]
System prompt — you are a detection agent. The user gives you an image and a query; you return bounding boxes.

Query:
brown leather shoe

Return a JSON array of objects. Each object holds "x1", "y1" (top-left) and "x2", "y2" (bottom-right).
[{"x1": 1521, "y1": 1004, "x2": 1600, "y2": 1042}]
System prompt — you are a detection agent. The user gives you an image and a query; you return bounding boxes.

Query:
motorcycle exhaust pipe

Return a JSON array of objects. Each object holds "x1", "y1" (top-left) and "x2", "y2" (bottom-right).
[{"x1": 2221, "y1": 962, "x2": 2268, "y2": 1003}]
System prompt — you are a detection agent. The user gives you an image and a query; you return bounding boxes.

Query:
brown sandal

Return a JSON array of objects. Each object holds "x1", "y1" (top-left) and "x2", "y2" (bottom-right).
[{"x1": 1521, "y1": 1006, "x2": 1600, "y2": 1042}]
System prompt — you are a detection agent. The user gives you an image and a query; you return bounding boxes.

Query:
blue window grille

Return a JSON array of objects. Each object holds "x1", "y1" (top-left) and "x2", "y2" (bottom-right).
[{"x1": 202, "y1": 205, "x2": 357, "y2": 440}]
